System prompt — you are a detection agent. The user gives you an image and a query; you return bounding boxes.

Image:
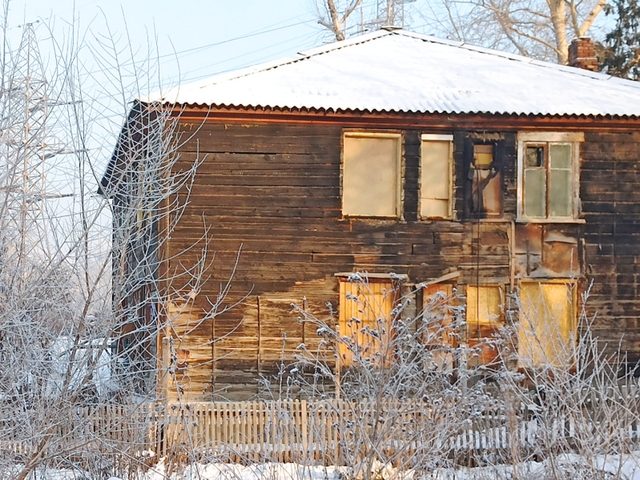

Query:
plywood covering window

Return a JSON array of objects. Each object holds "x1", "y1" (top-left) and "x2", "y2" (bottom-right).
[
  {"x1": 338, "y1": 277, "x2": 397, "y2": 366},
  {"x1": 342, "y1": 132, "x2": 401, "y2": 217},
  {"x1": 466, "y1": 285, "x2": 505, "y2": 366},
  {"x1": 517, "y1": 132, "x2": 584, "y2": 221},
  {"x1": 420, "y1": 134, "x2": 453, "y2": 219},
  {"x1": 517, "y1": 281, "x2": 577, "y2": 369}
]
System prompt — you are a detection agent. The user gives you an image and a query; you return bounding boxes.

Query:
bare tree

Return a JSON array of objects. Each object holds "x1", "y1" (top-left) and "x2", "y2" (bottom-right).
[
  {"x1": 317, "y1": 0, "x2": 366, "y2": 41},
  {"x1": 316, "y1": 0, "x2": 422, "y2": 41},
  {"x1": 424, "y1": 0, "x2": 607, "y2": 63},
  {"x1": 316, "y1": 0, "x2": 606, "y2": 63},
  {"x1": 0, "y1": 4, "x2": 219, "y2": 478}
]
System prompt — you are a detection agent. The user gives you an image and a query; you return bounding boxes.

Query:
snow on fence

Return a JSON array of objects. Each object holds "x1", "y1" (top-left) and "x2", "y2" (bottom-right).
[{"x1": 2, "y1": 392, "x2": 640, "y2": 466}]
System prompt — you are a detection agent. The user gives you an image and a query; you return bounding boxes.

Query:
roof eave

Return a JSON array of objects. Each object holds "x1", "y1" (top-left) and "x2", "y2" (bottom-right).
[{"x1": 164, "y1": 103, "x2": 640, "y2": 130}]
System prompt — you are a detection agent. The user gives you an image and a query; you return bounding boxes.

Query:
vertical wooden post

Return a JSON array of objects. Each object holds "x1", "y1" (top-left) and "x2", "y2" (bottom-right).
[
  {"x1": 301, "y1": 297, "x2": 307, "y2": 347},
  {"x1": 257, "y1": 296, "x2": 262, "y2": 376},
  {"x1": 301, "y1": 399, "x2": 308, "y2": 459},
  {"x1": 212, "y1": 310, "x2": 216, "y2": 394},
  {"x1": 160, "y1": 336, "x2": 171, "y2": 403},
  {"x1": 271, "y1": 401, "x2": 278, "y2": 461},
  {"x1": 335, "y1": 323, "x2": 341, "y2": 400}
]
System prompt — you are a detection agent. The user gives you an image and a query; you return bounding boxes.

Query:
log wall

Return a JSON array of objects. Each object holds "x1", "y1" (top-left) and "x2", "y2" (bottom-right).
[
  {"x1": 582, "y1": 131, "x2": 640, "y2": 357},
  {"x1": 154, "y1": 121, "x2": 640, "y2": 401}
]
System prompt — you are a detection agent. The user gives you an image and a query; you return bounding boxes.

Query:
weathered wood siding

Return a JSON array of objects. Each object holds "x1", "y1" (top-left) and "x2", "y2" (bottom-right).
[
  {"x1": 582, "y1": 131, "x2": 640, "y2": 357},
  {"x1": 156, "y1": 121, "x2": 640, "y2": 401}
]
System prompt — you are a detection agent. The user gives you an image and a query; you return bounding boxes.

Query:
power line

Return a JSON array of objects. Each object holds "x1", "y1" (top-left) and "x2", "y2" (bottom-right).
[
  {"x1": 156, "y1": 18, "x2": 314, "y2": 61},
  {"x1": 168, "y1": 30, "x2": 321, "y2": 86}
]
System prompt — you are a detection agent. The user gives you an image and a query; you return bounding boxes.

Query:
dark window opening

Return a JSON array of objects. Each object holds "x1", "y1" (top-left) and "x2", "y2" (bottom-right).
[{"x1": 465, "y1": 140, "x2": 504, "y2": 218}]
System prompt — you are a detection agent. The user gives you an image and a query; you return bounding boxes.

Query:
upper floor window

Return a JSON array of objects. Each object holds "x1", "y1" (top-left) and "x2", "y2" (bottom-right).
[
  {"x1": 342, "y1": 132, "x2": 401, "y2": 217},
  {"x1": 420, "y1": 134, "x2": 453, "y2": 219},
  {"x1": 467, "y1": 142, "x2": 503, "y2": 218},
  {"x1": 517, "y1": 132, "x2": 584, "y2": 222}
]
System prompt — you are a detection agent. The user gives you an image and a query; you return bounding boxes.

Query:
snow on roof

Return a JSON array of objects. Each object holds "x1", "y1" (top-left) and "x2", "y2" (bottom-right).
[{"x1": 144, "y1": 29, "x2": 640, "y2": 118}]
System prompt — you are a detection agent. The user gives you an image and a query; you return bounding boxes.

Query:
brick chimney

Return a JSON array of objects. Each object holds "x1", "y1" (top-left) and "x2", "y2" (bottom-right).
[{"x1": 568, "y1": 37, "x2": 598, "y2": 72}]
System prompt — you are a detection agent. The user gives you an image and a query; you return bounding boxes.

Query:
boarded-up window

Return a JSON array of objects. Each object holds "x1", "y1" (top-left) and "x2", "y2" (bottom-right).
[
  {"x1": 338, "y1": 277, "x2": 397, "y2": 366},
  {"x1": 343, "y1": 133, "x2": 401, "y2": 217},
  {"x1": 517, "y1": 281, "x2": 576, "y2": 369},
  {"x1": 466, "y1": 285, "x2": 505, "y2": 366},
  {"x1": 422, "y1": 284, "x2": 456, "y2": 369},
  {"x1": 420, "y1": 134, "x2": 453, "y2": 219},
  {"x1": 518, "y1": 132, "x2": 583, "y2": 221}
]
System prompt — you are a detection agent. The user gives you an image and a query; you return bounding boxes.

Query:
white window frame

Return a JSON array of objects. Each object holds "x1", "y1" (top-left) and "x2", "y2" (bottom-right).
[
  {"x1": 517, "y1": 132, "x2": 584, "y2": 223},
  {"x1": 342, "y1": 132, "x2": 402, "y2": 218},
  {"x1": 420, "y1": 134, "x2": 454, "y2": 220}
]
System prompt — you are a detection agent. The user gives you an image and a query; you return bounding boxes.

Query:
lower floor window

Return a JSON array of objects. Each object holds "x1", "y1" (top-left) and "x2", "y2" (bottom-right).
[
  {"x1": 422, "y1": 284, "x2": 457, "y2": 369},
  {"x1": 517, "y1": 280, "x2": 577, "y2": 369},
  {"x1": 335, "y1": 277, "x2": 577, "y2": 371},
  {"x1": 337, "y1": 276, "x2": 399, "y2": 366},
  {"x1": 466, "y1": 285, "x2": 505, "y2": 366}
]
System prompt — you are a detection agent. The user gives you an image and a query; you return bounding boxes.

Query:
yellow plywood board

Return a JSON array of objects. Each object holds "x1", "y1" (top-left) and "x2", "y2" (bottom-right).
[
  {"x1": 518, "y1": 282, "x2": 576, "y2": 369},
  {"x1": 338, "y1": 280, "x2": 395, "y2": 366}
]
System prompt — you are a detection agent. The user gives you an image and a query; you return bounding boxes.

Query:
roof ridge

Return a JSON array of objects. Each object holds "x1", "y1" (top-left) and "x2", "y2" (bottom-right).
[{"x1": 209, "y1": 30, "x2": 392, "y2": 84}]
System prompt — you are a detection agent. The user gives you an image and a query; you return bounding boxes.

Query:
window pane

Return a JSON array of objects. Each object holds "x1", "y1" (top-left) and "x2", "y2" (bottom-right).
[
  {"x1": 470, "y1": 170, "x2": 502, "y2": 216},
  {"x1": 474, "y1": 144, "x2": 494, "y2": 168},
  {"x1": 526, "y1": 146, "x2": 544, "y2": 167},
  {"x1": 421, "y1": 140, "x2": 451, "y2": 218},
  {"x1": 550, "y1": 144, "x2": 571, "y2": 168},
  {"x1": 519, "y1": 137, "x2": 580, "y2": 221},
  {"x1": 524, "y1": 169, "x2": 546, "y2": 217},
  {"x1": 549, "y1": 169, "x2": 572, "y2": 217},
  {"x1": 343, "y1": 135, "x2": 399, "y2": 216},
  {"x1": 518, "y1": 282, "x2": 575, "y2": 368}
]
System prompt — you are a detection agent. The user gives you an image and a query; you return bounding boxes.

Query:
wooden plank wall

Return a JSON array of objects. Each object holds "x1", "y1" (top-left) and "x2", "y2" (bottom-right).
[
  {"x1": 155, "y1": 122, "x2": 640, "y2": 400},
  {"x1": 582, "y1": 131, "x2": 640, "y2": 361}
]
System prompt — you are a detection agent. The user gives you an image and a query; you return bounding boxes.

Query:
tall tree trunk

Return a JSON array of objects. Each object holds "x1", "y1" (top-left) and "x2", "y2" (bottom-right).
[{"x1": 548, "y1": 0, "x2": 569, "y2": 63}]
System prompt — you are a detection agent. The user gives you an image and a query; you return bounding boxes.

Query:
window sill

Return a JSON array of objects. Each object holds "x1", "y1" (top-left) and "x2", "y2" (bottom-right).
[
  {"x1": 341, "y1": 216, "x2": 405, "y2": 224},
  {"x1": 465, "y1": 216, "x2": 513, "y2": 223},
  {"x1": 419, "y1": 216, "x2": 455, "y2": 222},
  {"x1": 516, "y1": 217, "x2": 586, "y2": 224}
]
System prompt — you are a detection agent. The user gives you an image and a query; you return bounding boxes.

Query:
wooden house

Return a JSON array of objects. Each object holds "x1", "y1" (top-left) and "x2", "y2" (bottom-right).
[{"x1": 101, "y1": 29, "x2": 640, "y2": 401}]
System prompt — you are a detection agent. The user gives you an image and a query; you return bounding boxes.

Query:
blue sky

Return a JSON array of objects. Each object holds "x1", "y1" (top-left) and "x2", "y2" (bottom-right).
[
  {"x1": 5, "y1": 1, "x2": 447, "y2": 90},
  {"x1": 6, "y1": 1, "x2": 329, "y2": 88},
  {"x1": 0, "y1": 1, "x2": 332, "y2": 171},
  {"x1": 0, "y1": 1, "x2": 345, "y2": 243}
]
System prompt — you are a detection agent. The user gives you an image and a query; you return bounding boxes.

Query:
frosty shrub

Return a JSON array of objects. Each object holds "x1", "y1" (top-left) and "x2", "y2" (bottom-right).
[
  {"x1": 276, "y1": 274, "x2": 640, "y2": 480},
  {"x1": 0, "y1": 8, "x2": 214, "y2": 479}
]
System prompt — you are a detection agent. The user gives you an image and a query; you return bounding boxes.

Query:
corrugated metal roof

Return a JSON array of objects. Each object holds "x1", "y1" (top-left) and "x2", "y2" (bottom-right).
[{"x1": 144, "y1": 29, "x2": 640, "y2": 118}]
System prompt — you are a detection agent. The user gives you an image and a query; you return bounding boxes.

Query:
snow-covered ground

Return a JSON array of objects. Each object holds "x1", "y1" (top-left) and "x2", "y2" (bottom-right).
[{"x1": 9, "y1": 454, "x2": 640, "y2": 480}]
